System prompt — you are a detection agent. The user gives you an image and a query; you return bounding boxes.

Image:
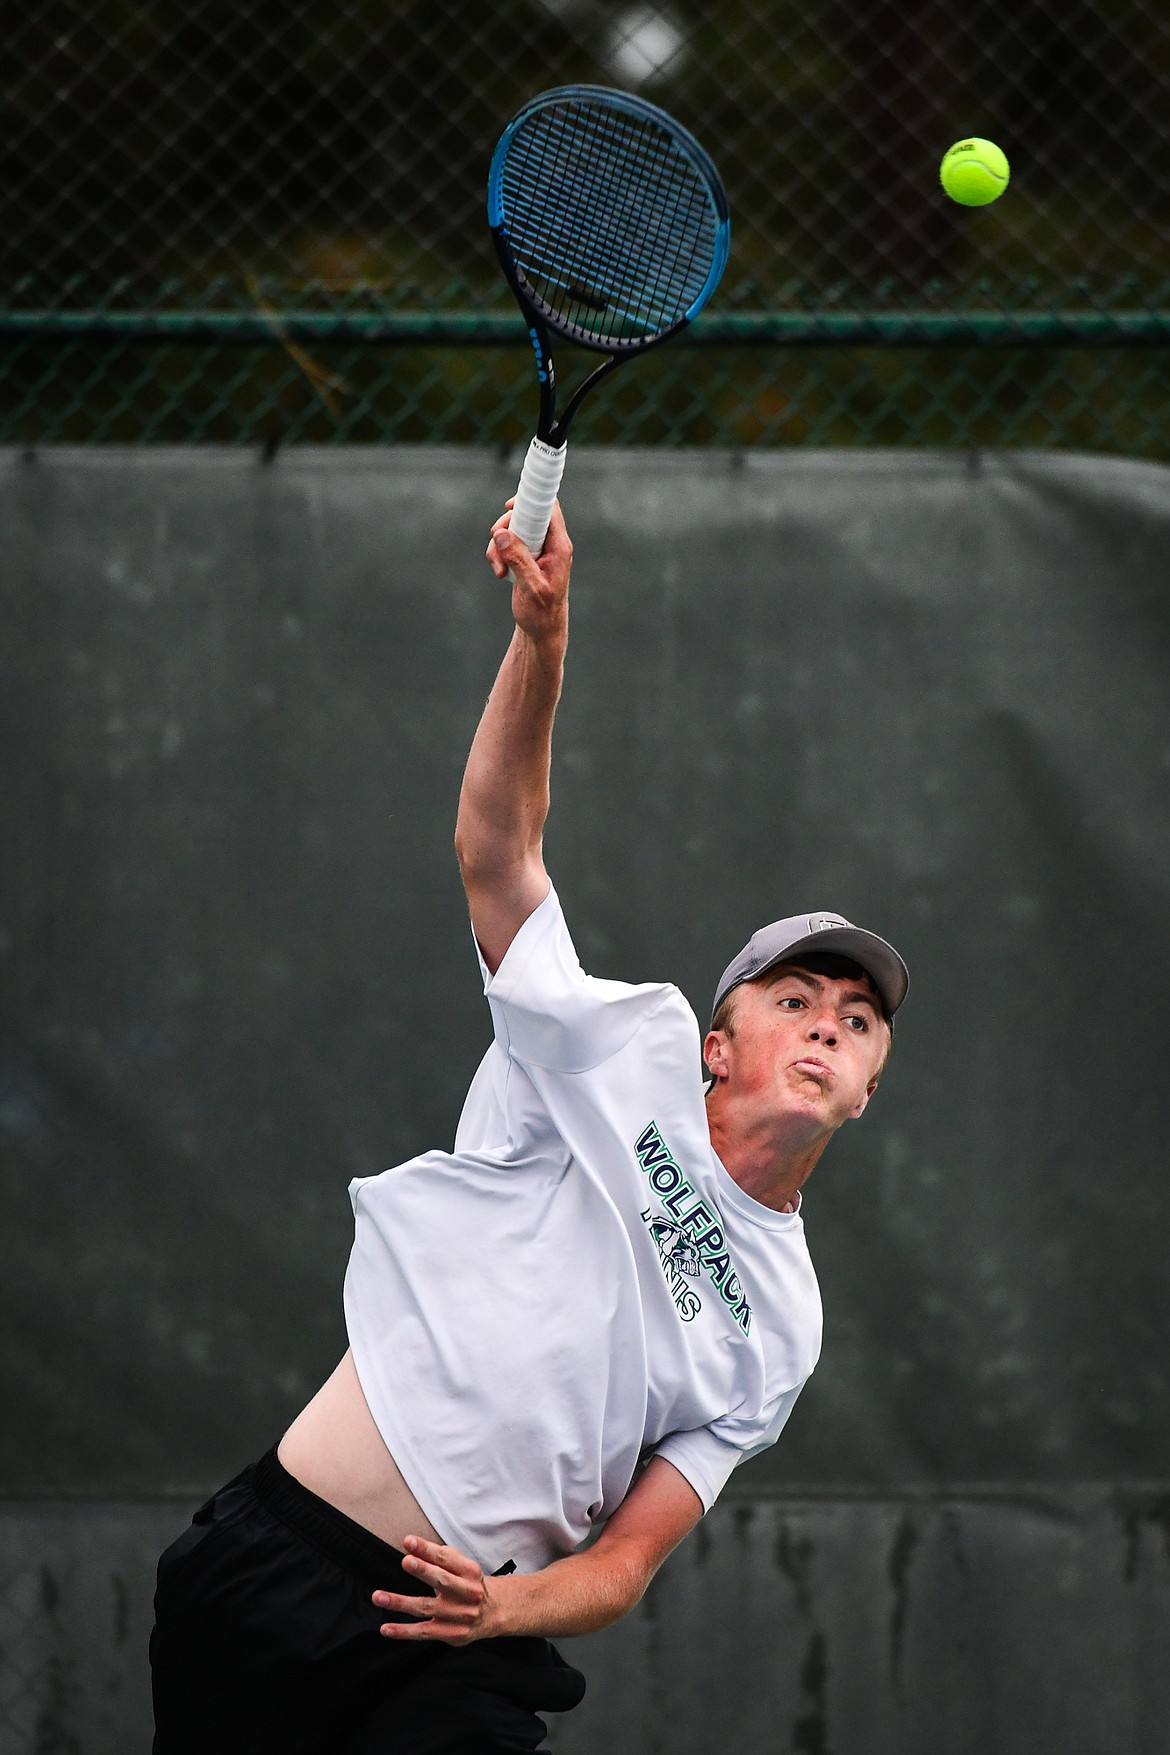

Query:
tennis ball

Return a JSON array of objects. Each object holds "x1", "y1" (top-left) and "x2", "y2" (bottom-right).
[{"x1": 940, "y1": 138, "x2": 1010, "y2": 206}]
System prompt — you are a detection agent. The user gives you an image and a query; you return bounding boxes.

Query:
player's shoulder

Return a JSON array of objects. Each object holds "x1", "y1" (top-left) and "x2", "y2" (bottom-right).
[
  {"x1": 572, "y1": 976, "x2": 697, "y2": 1077},
  {"x1": 646, "y1": 979, "x2": 703, "y2": 1038},
  {"x1": 610, "y1": 976, "x2": 703, "y2": 1065}
]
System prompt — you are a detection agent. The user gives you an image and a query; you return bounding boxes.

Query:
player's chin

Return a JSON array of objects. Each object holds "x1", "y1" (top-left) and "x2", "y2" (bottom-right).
[
  {"x1": 781, "y1": 1082, "x2": 853, "y2": 1130},
  {"x1": 778, "y1": 1083, "x2": 831, "y2": 1122},
  {"x1": 782, "y1": 1069, "x2": 834, "y2": 1103}
]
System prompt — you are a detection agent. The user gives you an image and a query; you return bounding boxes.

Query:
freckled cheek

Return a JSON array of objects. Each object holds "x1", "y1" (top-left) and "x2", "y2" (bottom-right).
[
  {"x1": 741, "y1": 1036, "x2": 783, "y2": 1089},
  {"x1": 759, "y1": 1034, "x2": 800, "y2": 1086},
  {"x1": 744, "y1": 1050, "x2": 777, "y2": 1093}
]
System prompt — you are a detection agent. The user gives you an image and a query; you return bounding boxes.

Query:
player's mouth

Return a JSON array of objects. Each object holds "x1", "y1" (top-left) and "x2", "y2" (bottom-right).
[{"x1": 792, "y1": 1057, "x2": 834, "y2": 1083}]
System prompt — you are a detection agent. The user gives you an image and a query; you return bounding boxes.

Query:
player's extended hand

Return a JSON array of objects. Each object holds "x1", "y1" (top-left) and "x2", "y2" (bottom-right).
[
  {"x1": 371, "y1": 1534, "x2": 498, "y2": 1645},
  {"x1": 485, "y1": 497, "x2": 572, "y2": 646}
]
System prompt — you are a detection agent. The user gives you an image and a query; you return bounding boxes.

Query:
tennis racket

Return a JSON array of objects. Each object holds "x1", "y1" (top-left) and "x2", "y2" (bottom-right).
[{"x1": 487, "y1": 84, "x2": 730, "y2": 557}]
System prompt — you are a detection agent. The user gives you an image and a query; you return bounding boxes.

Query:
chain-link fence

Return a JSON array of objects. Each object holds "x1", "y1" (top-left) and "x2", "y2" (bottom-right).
[{"x1": 3, "y1": 1, "x2": 1170, "y2": 449}]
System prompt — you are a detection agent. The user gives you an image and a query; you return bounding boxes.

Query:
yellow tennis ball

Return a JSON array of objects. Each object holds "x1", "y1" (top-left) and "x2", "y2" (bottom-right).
[{"x1": 940, "y1": 138, "x2": 1010, "y2": 206}]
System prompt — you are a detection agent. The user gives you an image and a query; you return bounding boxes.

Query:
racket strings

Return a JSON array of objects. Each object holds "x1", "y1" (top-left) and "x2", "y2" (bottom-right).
[
  {"x1": 514, "y1": 114, "x2": 708, "y2": 337},
  {"x1": 499, "y1": 99, "x2": 719, "y2": 346},
  {"x1": 569, "y1": 112, "x2": 707, "y2": 334},
  {"x1": 520, "y1": 115, "x2": 673, "y2": 338},
  {"x1": 513, "y1": 168, "x2": 708, "y2": 339}
]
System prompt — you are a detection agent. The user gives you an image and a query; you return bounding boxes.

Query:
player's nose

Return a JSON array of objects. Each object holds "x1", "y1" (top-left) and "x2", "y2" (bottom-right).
[{"x1": 808, "y1": 1019, "x2": 838, "y2": 1047}]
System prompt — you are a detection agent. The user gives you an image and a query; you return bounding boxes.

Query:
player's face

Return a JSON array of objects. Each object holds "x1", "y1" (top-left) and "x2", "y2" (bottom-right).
[{"x1": 718, "y1": 966, "x2": 889, "y2": 1132}]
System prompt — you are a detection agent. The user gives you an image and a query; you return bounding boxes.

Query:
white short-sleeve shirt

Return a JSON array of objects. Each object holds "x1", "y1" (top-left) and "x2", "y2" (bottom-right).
[{"x1": 344, "y1": 885, "x2": 822, "y2": 1574}]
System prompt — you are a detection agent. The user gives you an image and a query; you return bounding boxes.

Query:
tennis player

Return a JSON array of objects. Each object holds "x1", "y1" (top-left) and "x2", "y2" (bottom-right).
[{"x1": 149, "y1": 500, "x2": 907, "y2": 1753}]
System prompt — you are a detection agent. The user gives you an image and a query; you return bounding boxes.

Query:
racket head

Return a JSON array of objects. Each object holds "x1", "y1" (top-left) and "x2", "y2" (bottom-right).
[{"x1": 488, "y1": 85, "x2": 730, "y2": 355}]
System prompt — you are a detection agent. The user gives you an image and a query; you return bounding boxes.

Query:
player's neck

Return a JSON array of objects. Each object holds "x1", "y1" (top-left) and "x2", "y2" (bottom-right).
[{"x1": 705, "y1": 1088, "x2": 830, "y2": 1213}]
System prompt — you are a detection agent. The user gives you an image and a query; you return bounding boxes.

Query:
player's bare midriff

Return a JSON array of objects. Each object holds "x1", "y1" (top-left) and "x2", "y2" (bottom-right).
[{"x1": 277, "y1": 1350, "x2": 444, "y2": 1552}]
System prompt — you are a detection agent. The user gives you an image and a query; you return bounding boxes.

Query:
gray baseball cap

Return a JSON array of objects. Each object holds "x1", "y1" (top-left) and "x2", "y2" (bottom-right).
[{"x1": 712, "y1": 911, "x2": 909, "y2": 1022}]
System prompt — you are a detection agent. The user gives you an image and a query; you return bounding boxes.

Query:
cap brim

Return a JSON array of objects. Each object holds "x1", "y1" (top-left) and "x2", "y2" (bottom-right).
[{"x1": 753, "y1": 926, "x2": 909, "y2": 1018}]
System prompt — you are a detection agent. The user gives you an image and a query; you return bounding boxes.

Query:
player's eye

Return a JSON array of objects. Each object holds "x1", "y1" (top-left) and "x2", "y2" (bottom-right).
[
  {"x1": 845, "y1": 1014, "x2": 868, "y2": 1032},
  {"x1": 779, "y1": 996, "x2": 805, "y2": 1010}
]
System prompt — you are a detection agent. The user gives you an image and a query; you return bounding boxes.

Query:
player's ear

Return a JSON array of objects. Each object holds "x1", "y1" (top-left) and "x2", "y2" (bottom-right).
[
  {"x1": 703, "y1": 1029, "x2": 730, "y2": 1083},
  {"x1": 849, "y1": 1081, "x2": 878, "y2": 1121}
]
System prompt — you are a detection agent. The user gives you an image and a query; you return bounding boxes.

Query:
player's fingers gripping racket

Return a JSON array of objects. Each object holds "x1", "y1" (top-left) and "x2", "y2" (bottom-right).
[{"x1": 488, "y1": 85, "x2": 730, "y2": 558}]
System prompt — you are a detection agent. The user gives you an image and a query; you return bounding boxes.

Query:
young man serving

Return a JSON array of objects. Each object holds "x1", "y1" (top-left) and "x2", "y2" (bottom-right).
[{"x1": 150, "y1": 501, "x2": 908, "y2": 1754}]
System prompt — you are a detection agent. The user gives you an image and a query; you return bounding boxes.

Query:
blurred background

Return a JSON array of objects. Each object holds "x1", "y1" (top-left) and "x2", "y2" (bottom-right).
[
  {"x1": 4, "y1": 0, "x2": 1170, "y2": 448},
  {"x1": 2, "y1": 5, "x2": 1170, "y2": 1754}
]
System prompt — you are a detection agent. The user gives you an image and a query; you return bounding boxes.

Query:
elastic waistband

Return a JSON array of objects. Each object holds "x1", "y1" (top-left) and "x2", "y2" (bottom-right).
[{"x1": 252, "y1": 1446, "x2": 429, "y2": 1589}]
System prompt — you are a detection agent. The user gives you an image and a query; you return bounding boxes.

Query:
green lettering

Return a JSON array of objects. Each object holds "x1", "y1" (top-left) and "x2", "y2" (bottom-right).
[
  {"x1": 663, "y1": 1181, "x2": 696, "y2": 1218},
  {"x1": 704, "y1": 1250, "x2": 731, "y2": 1287}
]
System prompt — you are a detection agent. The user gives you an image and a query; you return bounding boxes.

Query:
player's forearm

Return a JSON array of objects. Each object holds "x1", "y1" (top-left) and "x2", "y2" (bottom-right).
[
  {"x1": 373, "y1": 1459, "x2": 701, "y2": 1645},
  {"x1": 454, "y1": 622, "x2": 566, "y2": 885},
  {"x1": 486, "y1": 1539, "x2": 649, "y2": 1639}
]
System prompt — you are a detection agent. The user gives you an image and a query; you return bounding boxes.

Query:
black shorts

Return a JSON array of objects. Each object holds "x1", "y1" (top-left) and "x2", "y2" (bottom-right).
[{"x1": 149, "y1": 1447, "x2": 586, "y2": 1754}]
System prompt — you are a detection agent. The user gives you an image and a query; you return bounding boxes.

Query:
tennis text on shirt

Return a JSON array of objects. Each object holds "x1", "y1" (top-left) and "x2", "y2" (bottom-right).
[{"x1": 635, "y1": 1120, "x2": 753, "y2": 1334}]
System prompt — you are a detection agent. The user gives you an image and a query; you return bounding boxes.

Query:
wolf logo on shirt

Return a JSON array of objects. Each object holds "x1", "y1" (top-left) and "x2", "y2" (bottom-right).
[
  {"x1": 640, "y1": 1209, "x2": 703, "y2": 1320},
  {"x1": 646, "y1": 1217, "x2": 701, "y2": 1276}
]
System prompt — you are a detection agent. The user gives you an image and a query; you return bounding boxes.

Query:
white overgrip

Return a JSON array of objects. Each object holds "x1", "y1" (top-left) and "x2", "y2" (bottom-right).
[{"x1": 508, "y1": 435, "x2": 567, "y2": 559}]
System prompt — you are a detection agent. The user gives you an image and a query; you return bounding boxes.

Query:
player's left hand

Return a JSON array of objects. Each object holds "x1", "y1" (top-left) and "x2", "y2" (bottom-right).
[{"x1": 371, "y1": 1535, "x2": 497, "y2": 1645}]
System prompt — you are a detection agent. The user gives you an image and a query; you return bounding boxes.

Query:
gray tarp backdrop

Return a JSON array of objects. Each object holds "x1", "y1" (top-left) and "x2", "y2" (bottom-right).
[{"x1": 2, "y1": 447, "x2": 1169, "y2": 1752}]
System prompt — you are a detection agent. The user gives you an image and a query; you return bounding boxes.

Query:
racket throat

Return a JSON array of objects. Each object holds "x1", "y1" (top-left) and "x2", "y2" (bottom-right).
[
  {"x1": 527, "y1": 312, "x2": 634, "y2": 445},
  {"x1": 550, "y1": 354, "x2": 622, "y2": 442},
  {"x1": 535, "y1": 352, "x2": 623, "y2": 446}
]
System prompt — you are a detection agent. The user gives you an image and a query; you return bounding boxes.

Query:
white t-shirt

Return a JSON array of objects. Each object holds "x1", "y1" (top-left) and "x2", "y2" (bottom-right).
[{"x1": 344, "y1": 884, "x2": 822, "y2": 1574}]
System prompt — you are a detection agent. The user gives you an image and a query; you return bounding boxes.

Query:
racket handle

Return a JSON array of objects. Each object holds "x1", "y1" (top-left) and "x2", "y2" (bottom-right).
[{"x1": 508, "y1": 436, "x2": 566, "y2": 559}]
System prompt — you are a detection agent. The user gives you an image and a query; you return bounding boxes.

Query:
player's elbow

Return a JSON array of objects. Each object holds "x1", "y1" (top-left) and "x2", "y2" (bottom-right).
[
  {"x1": 454, "y1": 818, "x2": 543, "y2": 890},
  {"x1": 454, "y1": 816, "x2": 500, "y2": 884},
  {"x1": 595, "y1": 1541, "x2": 661, "y2": 1625},
  {"x1": 454, "y1": 826, "x2": 510, "y2": 890},
  {"x1": 453, "y1": 822, "x2": 474, "y2": 878}
]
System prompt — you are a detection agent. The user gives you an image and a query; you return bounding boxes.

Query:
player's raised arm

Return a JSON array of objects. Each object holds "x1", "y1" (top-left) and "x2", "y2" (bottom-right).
[{"x1": 454, "y1": 499, "x2": 573, "y2": 974}]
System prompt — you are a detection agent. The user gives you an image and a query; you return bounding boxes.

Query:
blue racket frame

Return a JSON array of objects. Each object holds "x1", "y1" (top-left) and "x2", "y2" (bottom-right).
[{"x1": 488, "y1": 84, "x2": 730, "y2": 445}]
